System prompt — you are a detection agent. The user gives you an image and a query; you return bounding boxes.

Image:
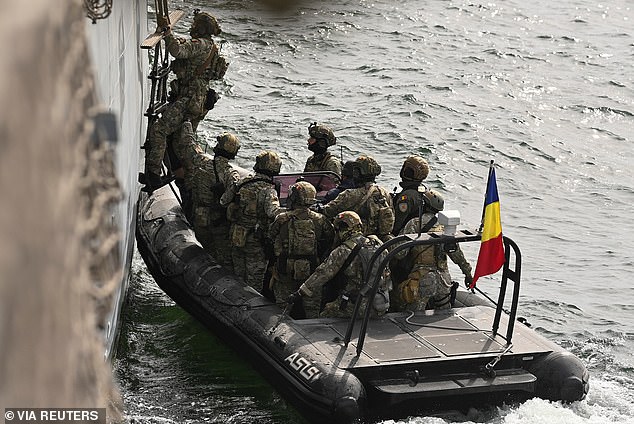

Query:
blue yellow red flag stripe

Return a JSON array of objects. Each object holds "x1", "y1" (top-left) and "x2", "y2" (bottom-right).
[{"x1": 470, "y1": 164, "x2": 505, "y2": 288}]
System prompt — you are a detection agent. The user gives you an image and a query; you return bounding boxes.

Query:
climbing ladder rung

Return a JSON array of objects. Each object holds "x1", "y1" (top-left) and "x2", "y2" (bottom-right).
[
  {"x1": 141, "y1": 10, "x2": 186, "y2": 49},
  {"x1": 148, "y1": 65, "x2": 172, "y2": 80}
]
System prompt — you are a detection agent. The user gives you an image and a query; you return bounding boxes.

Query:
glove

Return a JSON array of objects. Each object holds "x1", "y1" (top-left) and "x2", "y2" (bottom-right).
[
  {"x1": 464, "y1": 274, "x2": 473, "y2": 288},
  {"x1": 286, "y1": 291, "x2": 302, "y2": 305}
]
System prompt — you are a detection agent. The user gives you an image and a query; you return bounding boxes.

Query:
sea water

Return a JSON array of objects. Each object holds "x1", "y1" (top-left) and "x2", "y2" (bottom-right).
[{"x1": 115, "y1": 0, "x2": 634, "y2": 422}]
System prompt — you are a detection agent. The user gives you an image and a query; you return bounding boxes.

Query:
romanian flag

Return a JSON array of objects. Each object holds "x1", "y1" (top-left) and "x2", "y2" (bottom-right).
[{"x1": 470, "y1": 162, "x2": 505, "y2": 288}]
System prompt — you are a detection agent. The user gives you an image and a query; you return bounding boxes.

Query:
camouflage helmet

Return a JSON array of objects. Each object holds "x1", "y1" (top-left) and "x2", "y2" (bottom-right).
[
  {"x1": 254, "y1": 150, "x2": 282, "y2": 176},
  {"x1": 422, "y1": 189, "x2": 444, "y2": 212},
  {"x1": 288, "y1": 181, "x2": 316, "y2": 208},
  {"x1": 308, "y1": 122, "x2": 336, "y2": 147},
  {"x1": 193, "y1": 11, "x2": 221, "y2": 36},
  {"x1": 214, "y1": 132, "x2": 240, "y2": 158},
  {"x1": 353, "y1": 155, "x2": 382, "y2": 179},
  {"x1": 333, "y1": 211, "x2": 363, "y2": 239},
  {"x1": 400, "y1": 155, "x2": 429, "y2": 182}
]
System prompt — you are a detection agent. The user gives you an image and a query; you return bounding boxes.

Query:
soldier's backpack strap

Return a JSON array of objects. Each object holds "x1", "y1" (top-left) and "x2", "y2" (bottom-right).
[
  {"x1": 337, "y1": 241, "x2": 363, "y2": 310},
  {"x1": 353, "y1": 184, "x2": 378, "y2": 216},
  {"x1": 420, "y1": 215, "x2": 437, "y2": 234},
  {"x1": 319, "y1": 239, "x2": 362, "y2": 311}
]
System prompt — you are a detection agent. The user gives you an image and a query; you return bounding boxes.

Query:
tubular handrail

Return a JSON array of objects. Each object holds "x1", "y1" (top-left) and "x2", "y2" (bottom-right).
[
  {"x1": 344, "y1": 230, "x2": 522, "y2": 355},
  {"x1": 492, "y1": 236, "x2": 522, "y2": 343},
  {"x1": 343, "y1": 234, "x2": 410, "y2": 347}
]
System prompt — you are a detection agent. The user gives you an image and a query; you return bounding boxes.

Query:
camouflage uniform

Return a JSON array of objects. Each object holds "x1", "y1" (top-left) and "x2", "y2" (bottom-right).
[
  {"x1": 304, "y1": 152, "x2": 342, "y2": 178},
  {"x1": 145, "y1": 32, "x2": 216, "y2": 178},
  {"x1": 268, "y1": 208, "x2": 334, "y2": 314},
  {"x1": 304, "y1": 122, "x2": 341, "y2": 178},
  {"x1": 393, "y1": 213, "x2": 472, "y2": 312},
  {"x1": 322, "y1": 182, "x2": 395, "y2": 240},
  {"x1": 181, "y1": 126, "x2": 240, "y2": 270},
  {"x1": 224, "y1": 173, "x2": 283, "y2": 291},
  {"x1": 298, "y1": 233, "x2": 383, "y2": 319}
]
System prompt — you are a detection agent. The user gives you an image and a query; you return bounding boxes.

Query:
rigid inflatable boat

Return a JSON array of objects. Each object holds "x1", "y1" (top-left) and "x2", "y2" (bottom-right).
[{"x1": 135, "y1": 175, "x2": 589, "y2": 423}]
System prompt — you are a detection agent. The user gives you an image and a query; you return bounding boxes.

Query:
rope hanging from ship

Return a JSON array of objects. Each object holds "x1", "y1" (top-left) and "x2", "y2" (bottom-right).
[{"x1": 84, "y1": 0, "x2": 113, "y2": 24}]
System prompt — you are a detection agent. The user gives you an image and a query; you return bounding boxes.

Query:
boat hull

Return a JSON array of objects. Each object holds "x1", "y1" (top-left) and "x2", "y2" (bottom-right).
[{"x1": 136, "y1": 185, "x2": 589, "y2": 423}]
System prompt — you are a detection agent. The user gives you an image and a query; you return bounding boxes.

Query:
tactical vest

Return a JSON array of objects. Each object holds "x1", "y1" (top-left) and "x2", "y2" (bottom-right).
[
  {"x1": 393, "y1": 187, "x2": 425, "y2": 235},
  {"x1": 194, "y1": 159, "x2": 223, "y2": 206},
  {"x1": 281, "y1": 214, "x2": 318, "y2": 281},
  {"x1": 169, "y1": 37, "x2": 214, "y2": 83},
  {"x1": 232, "y1": 177, "x2": 273, "y2": 229},
  {"x1": 199, "y1": 43, "x2": 229, "y2": 81},
  {"x1": 355, "y1": 185, "x2": 395, "y2": 236},
  {"x1": 192, "y1": 159, "x2": 227, "y2": 226},
  {"x1": 304, "y1": 152, "x2": 342, "y2": 176}
]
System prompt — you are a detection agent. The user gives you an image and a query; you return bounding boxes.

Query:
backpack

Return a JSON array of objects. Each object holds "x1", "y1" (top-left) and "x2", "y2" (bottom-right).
[
  {"x1": 356, "y1": 185, "x2": 395, "y2": 236},
  {"x1": 287, "y1": 216, "x2": 317, "y2": 280},
  {"x1": 344, "y1": 235, "x2": 392, "y2": 315}
]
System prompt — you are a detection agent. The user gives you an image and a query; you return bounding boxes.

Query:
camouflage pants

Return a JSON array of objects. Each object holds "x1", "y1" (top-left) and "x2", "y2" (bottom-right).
[
  {"x1": 231, "y1": 232, "x2": 267, "y2": 292},
  {"x1": 396, "y1": 268, "x2": 452, "y2": 312},
  {"x1": 145, "y1": 86, "x2": 206, "y2": 176},
  {"x1": 194, "y1": 218, "x2": 233, "y2": 272}
]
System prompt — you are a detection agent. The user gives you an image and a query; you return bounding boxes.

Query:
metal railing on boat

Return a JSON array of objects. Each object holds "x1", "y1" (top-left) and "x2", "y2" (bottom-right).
[{"x1": 344, "y1": 231, "x2": 523, "y2": 356}]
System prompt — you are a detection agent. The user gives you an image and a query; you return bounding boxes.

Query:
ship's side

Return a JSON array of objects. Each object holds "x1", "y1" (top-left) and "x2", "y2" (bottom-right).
[
  {"x1": 84, "y1": 1, "x2": 148, "y2": 359},
  {"x1": 0, "y1": 0, "x2": 148, "y2": 410}
]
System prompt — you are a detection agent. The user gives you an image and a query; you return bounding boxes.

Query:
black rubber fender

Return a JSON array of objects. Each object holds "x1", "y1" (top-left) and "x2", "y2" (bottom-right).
[{"x1": 528, "y1": 351, "x2": 590, "y2": 402}]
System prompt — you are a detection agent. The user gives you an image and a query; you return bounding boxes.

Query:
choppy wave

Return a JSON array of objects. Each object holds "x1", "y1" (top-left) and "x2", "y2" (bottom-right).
[{"x1": 117, "y1": 0, "x2": 634, "y2": 422}]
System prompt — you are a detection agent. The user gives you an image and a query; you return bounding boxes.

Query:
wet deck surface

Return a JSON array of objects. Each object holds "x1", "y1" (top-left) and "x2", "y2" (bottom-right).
[{"x1": 290, "y1": 305, "x2": 555, "y2": 369}]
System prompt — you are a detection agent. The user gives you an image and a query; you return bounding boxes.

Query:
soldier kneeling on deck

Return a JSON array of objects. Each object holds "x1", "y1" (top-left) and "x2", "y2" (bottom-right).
[
  {"x1": 268, "y1": 182, "x2": 334, "y2": 318},
  {"x1": 287, "y1": 211, "x2": 390, "y2": 319},
  {"x1": 392, "y1": 190, "x2": 473, "y2": 312}
]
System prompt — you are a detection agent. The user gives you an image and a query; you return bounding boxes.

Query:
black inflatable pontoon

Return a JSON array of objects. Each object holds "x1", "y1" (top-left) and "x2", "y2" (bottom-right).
[{"x1": 135, "y1": 180, "x2": 589, "y2": 424}]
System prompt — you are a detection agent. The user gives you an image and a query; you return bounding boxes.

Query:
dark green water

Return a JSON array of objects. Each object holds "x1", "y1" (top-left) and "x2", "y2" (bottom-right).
[{"x1": 115, "y1": 254, "x2": 307, "y2": 423}]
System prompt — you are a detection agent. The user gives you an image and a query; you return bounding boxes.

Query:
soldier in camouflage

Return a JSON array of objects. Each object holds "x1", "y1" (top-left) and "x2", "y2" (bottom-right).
[
  {"x1": 180, "y1": 121, "x2": 240, "y2": 270},
  {"x1": 392, "y1": 155, "x2": 430, "y2": 235},
  {"x1": 268, "y1": 181, "x2": 334, "y2": 318},
  {"x1": 287, "y1": 211, "x2": 384, "y2": 319},
  {"x1": 321, "y1": 155, "x2": 395, "y2": 242},
  {"x1": 393, "y1": 190, "x2": 473, "y2": 312},
  {"x1": 304, "y1": 122, "x2": 342, "y2": 178},
  {"x1": 143, "y1": 11, "x2": 222, "y2": 191},
  {"x1": 223, "y1": 150, "x2": 284, "y2": 291}
]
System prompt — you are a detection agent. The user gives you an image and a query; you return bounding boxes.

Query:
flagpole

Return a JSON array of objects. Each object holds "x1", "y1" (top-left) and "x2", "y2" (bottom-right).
[{"x1": 478, "y1": 160, "x2": 495, "y2": 233}]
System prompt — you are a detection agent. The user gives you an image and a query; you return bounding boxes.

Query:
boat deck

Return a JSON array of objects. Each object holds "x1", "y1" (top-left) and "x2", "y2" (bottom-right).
[{"x1": 285, "y1": 305, "x2": 553, "y2": 369}]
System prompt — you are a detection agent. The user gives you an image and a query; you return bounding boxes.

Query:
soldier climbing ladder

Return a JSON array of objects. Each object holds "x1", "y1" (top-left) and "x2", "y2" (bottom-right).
[{"x1": 138, "y1": 0, "x2": 185, "y2": 188}]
